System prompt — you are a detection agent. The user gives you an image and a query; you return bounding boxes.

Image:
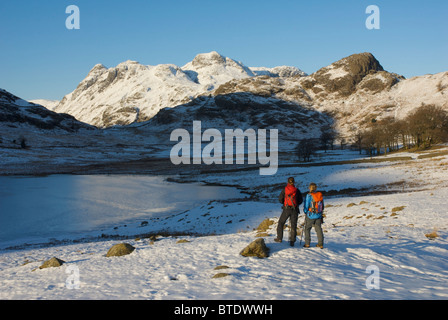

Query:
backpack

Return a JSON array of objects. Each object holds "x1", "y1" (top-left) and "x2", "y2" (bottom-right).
[
  {"x1": 308, "y1": 192, "x2": 324, "y2": 214},
  {"x1": 284, "y1": 185, "x2": 298, "y2": 208}
]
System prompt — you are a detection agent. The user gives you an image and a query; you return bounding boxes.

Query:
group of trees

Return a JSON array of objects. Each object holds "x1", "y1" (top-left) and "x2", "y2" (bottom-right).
[
  {"x1": 355, "y1": 104, "x2": 448, "y2": 156},
  {"x1": 296, "y1": 104, "x2": 448, "y2": 161}
]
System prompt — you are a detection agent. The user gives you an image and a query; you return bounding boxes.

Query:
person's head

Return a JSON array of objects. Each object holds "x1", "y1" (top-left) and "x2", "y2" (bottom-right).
[
  {"x1": 309, "y1": 183, "x2": 317, "y2": 192},
  {"x1": 287, "y1": 177, "x2": 295, "y2": 185}
]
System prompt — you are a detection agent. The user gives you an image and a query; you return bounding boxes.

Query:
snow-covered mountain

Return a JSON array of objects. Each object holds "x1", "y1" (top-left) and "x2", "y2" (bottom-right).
[
  {"x1": 299, "y1": 53, "x2": 448, "y2": 136},
  {"x1": 201, "y1": 52, "x2": 448, "y2": 139},
  {"x1": 53, "y1": 51, "x2": 307, "y2": 128},
  {"x1": 49, "y1": 51, "x2": 448, "y2": 142}
]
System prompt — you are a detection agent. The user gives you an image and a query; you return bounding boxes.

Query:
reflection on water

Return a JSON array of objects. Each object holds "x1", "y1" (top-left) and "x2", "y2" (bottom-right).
[{"x1": 0, "y1": 175, "x2": 241, "y2": 245}]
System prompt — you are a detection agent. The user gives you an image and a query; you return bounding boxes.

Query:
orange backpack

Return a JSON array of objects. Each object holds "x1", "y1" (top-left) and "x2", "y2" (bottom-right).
[{"x1": 309, "y1": 192, "x2": 324, "y2": 214}]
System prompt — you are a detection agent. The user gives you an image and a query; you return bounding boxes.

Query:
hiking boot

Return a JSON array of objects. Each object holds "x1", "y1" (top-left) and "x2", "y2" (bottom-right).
[
  {"x1": 289, "y1": 241, "x2": 295, "y2": 247},
  {"x1": 316, "y1": 244, "x2": 324, "y2": 249},
  {"x1": 274, "y1": 238, "x2": 282, "y2": 243},
  {"x1": 303, "y1": 244, "x2": 310, "y2": 248}
]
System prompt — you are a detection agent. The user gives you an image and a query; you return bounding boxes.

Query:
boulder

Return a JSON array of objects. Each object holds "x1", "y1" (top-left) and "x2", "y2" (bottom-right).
[
  {"x1": 240, "y1": 238, "x2": 269, "y2": 258},
  {"x1": 39, "y1": 257, "x2": 65, "y2": 269},
  {"x1": 106, "y1": 243, "x2": 135, "y2": 257}
]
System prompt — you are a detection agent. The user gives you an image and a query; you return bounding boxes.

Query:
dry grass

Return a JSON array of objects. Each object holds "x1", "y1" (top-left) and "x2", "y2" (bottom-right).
[
  {"x1": 425, "y1": 230, "x2": 439, "y2": 240},
  {"x1": 390, "y1": 212, "x2": 399, "y2": 217},
  {"x1": 212, "y1": 273, "x2": 230, "y2": 279},
  {"x1": 255, "y1": 232, "x2": 270, "y2": 238},
  {"x1": 391, "y1": 206, "x2": 406, "y2": 213},
  {"x1": 214, "y1": 265, "x2": 230, "y2": 270},
  {"x1": 256, "y1": 218, "x2": 275, "y2": 232},
  {"x1": 417, "y1": 150, "x2": 448, "y2": 159}
]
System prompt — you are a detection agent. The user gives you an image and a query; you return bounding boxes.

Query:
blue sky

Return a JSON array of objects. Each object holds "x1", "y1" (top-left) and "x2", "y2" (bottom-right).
[{"x1": 0, "y1": 0, "x2": 447, "y2": 101}]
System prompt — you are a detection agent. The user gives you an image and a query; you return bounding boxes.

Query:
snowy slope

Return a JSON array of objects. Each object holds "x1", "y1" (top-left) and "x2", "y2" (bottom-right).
[
  {"x1": 1, "y1": 147, "x2": 447, "y2": 300},
  {"x1": 250, "y1": 66, "x2": 307, "y2": 78},
  {"x1": 54, "y1": 61, "x2": 202, "y2": 127},
  {"x1": 29, "y1": 99, "x2": 60, "y2": 111},
  {"x1": 181, "y1": 51, "x2": 255, "y2": 90}
]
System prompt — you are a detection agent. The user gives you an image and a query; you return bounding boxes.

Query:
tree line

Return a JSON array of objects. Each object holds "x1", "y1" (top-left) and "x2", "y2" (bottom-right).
[
  {"x1": 296, "y1": 104, "x2": 448, "y2": 161},
  {"x1": 354, "y1": 104, "x2": 448, "y2": 156}
]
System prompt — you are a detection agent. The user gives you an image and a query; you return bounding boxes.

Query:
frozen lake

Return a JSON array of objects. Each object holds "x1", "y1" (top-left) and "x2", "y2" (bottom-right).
[{"x1": 0, "y1": 175, "x2": 242, "y2": 247}]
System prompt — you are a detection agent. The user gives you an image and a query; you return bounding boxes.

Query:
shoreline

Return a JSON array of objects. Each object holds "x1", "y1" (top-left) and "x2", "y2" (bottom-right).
[{"x1": 2, "y1": 146, "x2": 446, "y2": 252}]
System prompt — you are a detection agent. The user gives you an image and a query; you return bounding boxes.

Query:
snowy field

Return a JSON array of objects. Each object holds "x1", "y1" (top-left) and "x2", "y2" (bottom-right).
[{"x1": 0, "y1": 146, "x2": 447, "y2": 300}]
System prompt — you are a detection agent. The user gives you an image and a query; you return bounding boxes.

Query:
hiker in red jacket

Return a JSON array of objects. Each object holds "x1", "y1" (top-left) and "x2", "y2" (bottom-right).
[{"x1": 275, "y1": 177, "x2": 303, "y2": 246}]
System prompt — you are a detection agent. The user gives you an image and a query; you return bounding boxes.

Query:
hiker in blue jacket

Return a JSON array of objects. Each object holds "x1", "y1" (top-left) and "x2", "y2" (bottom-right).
[{"x1": 303, "y1": 183, "x2": 324, "y2": 249}]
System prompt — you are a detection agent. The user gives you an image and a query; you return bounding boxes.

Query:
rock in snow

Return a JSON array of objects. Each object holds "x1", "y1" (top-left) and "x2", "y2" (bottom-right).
[
  {"x1": 106, "y1": 243, "x2": 135, "y2": 257},
  {"x1": 39, "y1": 257, "x2": 65, "y2": 269},
  {"x1": 240, "y1": 238, "x2": 270, "y2": 258}
]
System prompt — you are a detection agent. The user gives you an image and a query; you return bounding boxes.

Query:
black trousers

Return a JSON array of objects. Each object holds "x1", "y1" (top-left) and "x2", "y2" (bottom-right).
[{"x1": 277, "y1": 207, "x2": 298, "y2": 242}]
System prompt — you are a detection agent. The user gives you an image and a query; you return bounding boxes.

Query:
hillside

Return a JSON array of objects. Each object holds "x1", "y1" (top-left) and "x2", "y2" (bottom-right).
[
  {"x1": 0, "y1": 89, "x2": 158, "y2": 175},
  {"x1": 0, "y1": 89, "x2": 91, "y2": 133}
]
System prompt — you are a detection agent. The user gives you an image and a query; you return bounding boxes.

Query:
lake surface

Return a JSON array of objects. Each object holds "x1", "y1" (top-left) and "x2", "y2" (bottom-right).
[{"x1": 0, "y1": 175, "x2": 242, "y2": 247}]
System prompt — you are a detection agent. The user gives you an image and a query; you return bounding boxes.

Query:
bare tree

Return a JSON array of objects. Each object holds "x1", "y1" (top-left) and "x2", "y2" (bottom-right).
[
  {"x1": 296, "y1": 139, "x2": 317, "y2": 162},
  {"x1": 319, "y1": 125, "x2": 337, "y2": 153}
]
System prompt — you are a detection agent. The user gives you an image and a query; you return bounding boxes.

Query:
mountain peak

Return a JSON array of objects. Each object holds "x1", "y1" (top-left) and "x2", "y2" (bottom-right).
[
  {"x1": 181, "y1": 51, "x2": 255, "y2": 90},
  {"x1": 116, "y1": 60, "x2": 141, "y2": 69},
  {"x1": 309, "y1": 52, "x2": 388, "y2": 96},
  {"x1": 190, "y1": 51, "x2": 226, "y2": 68},
  {"x1": 315, "y1": 52, "x2": 383, "y2": 77},
  {"x1": 89, "y1": 64, "x2": 107, "y2": 74},
  {"x1": 336, "y1": 52, "x2": 383, "y2": 74}
]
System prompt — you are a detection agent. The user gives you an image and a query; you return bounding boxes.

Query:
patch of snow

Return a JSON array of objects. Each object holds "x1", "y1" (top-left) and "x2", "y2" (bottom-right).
[{"x1": 29, "y1": 99, "x2": 60, "y2": 111}]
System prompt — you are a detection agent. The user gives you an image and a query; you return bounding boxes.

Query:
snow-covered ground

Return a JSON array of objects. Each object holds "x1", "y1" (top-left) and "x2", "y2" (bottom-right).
[{"x1": 0, "y1": 147, "x2": 447, "y2": 300}]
